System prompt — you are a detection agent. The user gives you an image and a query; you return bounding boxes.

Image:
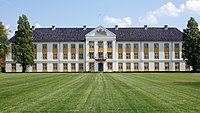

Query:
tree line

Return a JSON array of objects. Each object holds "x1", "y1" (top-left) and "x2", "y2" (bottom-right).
[{"x1": 0, "y1": 15, "x2": 200, "y2": 72}]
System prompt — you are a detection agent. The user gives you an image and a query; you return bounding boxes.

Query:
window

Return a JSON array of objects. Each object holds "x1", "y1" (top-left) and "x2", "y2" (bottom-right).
[
  {"x1": 165, "y1": 62, "x2": 169, "y2": 70},
  {"x1": 71, "y1": 44, "x2": 76, "y2": 49},
  {"x1": 118, "y1": 63, "x2": 123, "y2": 70},
  {"x1": 144, "y1": 43, "x2": 148, "y2": 48},
  {"x1": 89, "y1": 41, "x2": 94, "y2": 48},
  {"x1": 63, "y1": 44, "x2": 68, "y2": 49},
  {"x1": 175, "y1": 43, "x2": 179, "y2": 48},
  {"x1": 107, "y1": 41, "x2": 112, "y2": 48},
  {"x1": 144, "y1": 62, "x2": 149, "y2": 70},
  {"x1": 79, "y1": 53, "x2": 83, "y2": 59},
  {"x1": 98, "y1": 52, "x2": 103, "y2": 59},
  {"x1": 89, "y1": 52, "x2": 94, "y2": 59},
  {"x1": 43, "y1": 53, "x2": 47, "y2": 59},
  {"x1": 155, "y1": 62, "x2": 159, "y2": 70},
  {"x1": 98, "y1": 42, "x2": 103, "y2": 48},
  {"x1": 79, "y1": 63, "x2": 83, "y2": 70},
  {"x1": 34, "y1": 44, "x2": 37, "y2": 49},
  {"x1": 53, "y1": 44, "x2": 57, "y2": 49},
  {"x1": 63, "y1": 53, "x2": 68, "y2": 59},
  {"x1": 118, "y1": 53, "x2": 123, "y2": 59},
  {"x1": 154, "y1": 43, "x2": 159, "y2": 49},
  {"x1": 33, "y1": 63, "x2": 37, "y2": 70},
  {"x1": 126, "y1": 53, "x2": 131, "y2": 59},
  {"x1": 126, "y1": 44, "x2": 130, "y2": 48},
  {"x1": 108, "y1": 62, "x2": 113, "y2": 70},
  {"x1": 186, "y1": 63, "x2": 190, "y2": 70},
  {"x1": 53, "y1": 63, "x2": 57, "y2": 70},
  {"x1": 79, "y1": 44, "x2": 83, "y2": 49},
  {"x1": 154, "y1": 53, "x2": 159, "y2": 59},
  {"x1": 134, "y1": 53, "x2": 138, "y2": 59},
  {"x1": 175, "y1": 52, "x2": 180, "y2": 59},
  {"x1": 89, "y1": 62, "x2": 94, "y2": 71},
  {"x1": 175, "y1": 62, "x2": 180, "y2": 71},
  {"x1": 107, "y1": 52, "x2": 112, "y2": 59},
  {"x1": 118, "y1": 44, "x2": 122, "y2": 48},
  {"x1": 43, "y1": 44, "x2": 47, "y2": 49},
  {"x1": 43, "y1": 63, "x2": 47, "y2": 70},
  {"x1": 165, "y1": 53, "x2": 169, "y2": 59},
  {"x1": 134, "y1": 44, "x2": 138, "y2": 48},
  {"x1": 126, "y1": 63, "x2": 131, "y2": 70},
  {"x1": 53, "y1": 53, "x2": 57, "y2": 59},
  {"x1": 71, "y1": 53, "x2": 76, "y2": 59},
  {"x1": 164, "y1": 43, "x2": 169, "y2": 48},
  {"x1": 144, "y1": 52, "x2": 149, "y2": 59},
  {"x1": 34, "y1": 54, "x2": 37, "y2": 59},
  {"x1": 71, "y1": 63, "x2": 76, "y2": 70},
  {"x1": 134, "y1": 63, "x2": 139, "y2": 70},
  {"x1": 63, "y1": 63, "x2": 68, "y2": 70},
  {"x1": 11, "y1": 63, "x2": 16, "y2": 70}
]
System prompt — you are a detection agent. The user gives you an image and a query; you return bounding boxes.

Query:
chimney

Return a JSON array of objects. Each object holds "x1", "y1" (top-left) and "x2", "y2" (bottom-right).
[
  {"x1": 52, "y1": 25, "x2": 55, "y2": 30},
  {"x1": 144, "y1": 25, "x2": 148, "y2": 30},
  {"x1": 32, "y1": 26, "x2": 35, "y2": 30},
  {"x1": 164, "y1": 25, "x2": 168, "y2": 30},
  {"x1": 83, "y1": 25, "x2": 87, "y2": 30},
  {"x1": 115, "y1": 25, "x2": 118, "y2": 30}
]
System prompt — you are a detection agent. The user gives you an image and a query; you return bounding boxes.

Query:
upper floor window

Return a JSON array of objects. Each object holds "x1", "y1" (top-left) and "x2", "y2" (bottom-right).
[
  {"x1": 144, "y1": 52, "x2": 149, "y2": 59},
  {"x1": 53, "y1": 44, "x2": 57, "y2": 49},
  {"x1": 34, "y1": 44, "x2": 37, "y2": 49},
  {"x1": 98, "y1": 52, "x2": 103, "y2": 59},
  {"x1": 71, "y1": 44, "x2": 76, "y2": 49},
  {"x1": 165, "y1": 53, "x2": 169, "y2": 59},
  {"x1": 107, "y1": 41, "x2": 112, "y2": 48},
  {"x1": 89, "y1": 41, "x2": 94, "y2": 48},
  {"x1": 126, "y1": 44, "x2": 130, "y2": 48},
  {"x1": 89, "y1": 52, "x2": 94, "y2": 59},
  {"x1": 144, "y1": 43, "x2": 148, "y2": 48},
  {"x1": 71, "y1": 53, "x2": 76, "y2": 59},
  {"x1": 98, "y1": 42, "x2": 103, "y2": 48},
  {"x1": 126, "y1": 53, "x2": 131, "y2": 59},
  {"x1": 154, "y1": 53, "x2": 159, "y2": 59},
  {"x1": 42, "y1": 44, "x2": 47, "y2": 49},
  {"x1": 118, "y1": 44, "x2": 122, "y2": 48},
  {"x1": 164, "y1": 43, "x2": 169, "y2": 49},
  {"x1": 79, "y1": 44, "x2": 83, "y2": 49},
  {"x1": 134, "y1": 53, "x2": 138, "y2": 59},
  {"x1": 118, "y1": 53, "x2": 123, "y2": 59},
  {"x1": 134, "y1": 44, "x2": 138, "y2": 49},
  {"x1": 154, "y1": 43, "x2": 159, "y2": 49},
  {"x1": 175, "y1": 43, "x2": 179, "y2": 49},
  {"x1": 63, "y1": 44, "x2": 68, "y2": 49},
  {"x1": 107, "y1": 52, "x2": 112, "y2": 59}
]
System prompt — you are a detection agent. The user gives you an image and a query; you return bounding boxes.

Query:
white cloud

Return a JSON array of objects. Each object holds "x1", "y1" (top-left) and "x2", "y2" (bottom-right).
[
  {"x1": 181, "y1": 0, "x2": 200, "y2": 14},
  {"x1": 35, "y1": 23, "x2": 41, "y2": 28},
  {"x1": 104, "y1": 16, "x2": 132, "y2": 27},
  {"x1": 139, "y1": 2, "x2": 182, "y2": 25}
]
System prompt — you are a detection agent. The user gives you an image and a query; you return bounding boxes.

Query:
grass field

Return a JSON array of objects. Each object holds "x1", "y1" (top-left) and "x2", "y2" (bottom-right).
[{"x1": 0, "y1": 73, "x2": 200, "y2": 113}]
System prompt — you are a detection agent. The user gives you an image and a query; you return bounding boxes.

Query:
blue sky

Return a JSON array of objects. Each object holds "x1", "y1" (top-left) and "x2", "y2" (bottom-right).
[{"x1": 1, "y1": 0, "x2": 200, "y2": 38}]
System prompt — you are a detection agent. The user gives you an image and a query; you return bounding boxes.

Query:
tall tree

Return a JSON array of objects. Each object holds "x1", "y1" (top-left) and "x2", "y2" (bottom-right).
[
  {"x1": 0, "y1": 21, "x2": 10, "y2": 59},
  {"x1": 182, "y1": 17, "x2": 200, "y2": 72},
  {"x1": 13, "y1": 14, "x2": 34, "y2": 72}
]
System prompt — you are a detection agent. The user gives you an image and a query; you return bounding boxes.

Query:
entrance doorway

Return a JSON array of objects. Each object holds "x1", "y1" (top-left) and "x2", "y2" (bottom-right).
[{"x1": 98, "y1": 63, "x2": 103, "y2": 72}]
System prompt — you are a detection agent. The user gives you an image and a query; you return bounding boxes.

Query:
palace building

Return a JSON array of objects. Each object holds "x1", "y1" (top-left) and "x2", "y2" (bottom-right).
[{"x1": 6, "y1": 25, "x2": 190, "y2": 72}]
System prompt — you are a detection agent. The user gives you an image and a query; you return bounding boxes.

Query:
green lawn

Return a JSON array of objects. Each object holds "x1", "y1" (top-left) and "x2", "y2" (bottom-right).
[{"x1": 0, "y1": 73, "x2": 200, "y2": 113}]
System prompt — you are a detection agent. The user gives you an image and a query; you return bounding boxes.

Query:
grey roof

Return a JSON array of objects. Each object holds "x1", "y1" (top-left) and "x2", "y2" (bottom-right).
[{"x1": 10, "y1": 27, "x2": 182, "y2": 42}]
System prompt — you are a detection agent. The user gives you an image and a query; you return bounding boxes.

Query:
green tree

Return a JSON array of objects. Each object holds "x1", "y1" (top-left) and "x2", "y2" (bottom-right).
[
  {"x1": 13, "y1": 14, "x2": 34, "y2": 72},
  {"x1": 182, "y1": 17, "x2": 200, "y2": 72},
  {"x1": 0, "y1": 21, "x2": 10, "y2": 59}
]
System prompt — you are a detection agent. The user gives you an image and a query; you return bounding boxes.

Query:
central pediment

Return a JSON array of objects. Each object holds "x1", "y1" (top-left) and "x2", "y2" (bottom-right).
[{"x1": 85, "y1": 25, "x2": 116, "y2": 37}]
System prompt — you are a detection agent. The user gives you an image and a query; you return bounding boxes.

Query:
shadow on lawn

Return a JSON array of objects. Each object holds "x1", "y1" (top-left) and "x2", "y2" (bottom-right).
[{"x1": 174, "y1": 82, "x2": 200, "y2": 86}]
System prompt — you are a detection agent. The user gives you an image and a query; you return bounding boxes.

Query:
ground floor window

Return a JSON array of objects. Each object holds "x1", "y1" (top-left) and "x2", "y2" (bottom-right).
[
  {"x1": 53, "y1": 63, "x2": 58, "y2": 71},
  {"x1": 126, "y1": 63, "x2": 131, "y2": 70},
  {"x1": 144, "y1": 62, "x2": 149, "y2": 71},
  {"x1": 134, "y1": 63, "x2": 139, "y2": 70},
  {"x1": 71, "y1": 63, "x2": 76, "y2": 70},
  {"x1": 89, "y1": 62, "x2": 94, "y2": 71},
  {"x1": 42, "y1": 63, "x2": 47, "y2": 71},
  {"x1": 154, "y1": 62, "x2": 159, "y2": 71},
  {"x1": 63, "y1": 63, "x2": 68, "y2": 71},
  {"x1": 185, "y1": 62, "x2": 190, "y2": 71},
  {"x1": 118, "y1": 63, "x2": 123, "y2": 70},
  {"x1": 107, "y1": 62, "x2": 113, "y2": 70},
  {"x1": 79, "y1": 63, "x2": 83, "y2": 71},
  {"x1": 165, "y1": 62, "x2": 169, "y2": 71},
  {"x1": 11, "y1": 63, "x2": 16, "y2": 71},
  {"x1": 32, "y1": 63, "x2": 37, "y2": 71},
  {"x1": 175, "y1": 62, "x2": 180, "y2": 71}
]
